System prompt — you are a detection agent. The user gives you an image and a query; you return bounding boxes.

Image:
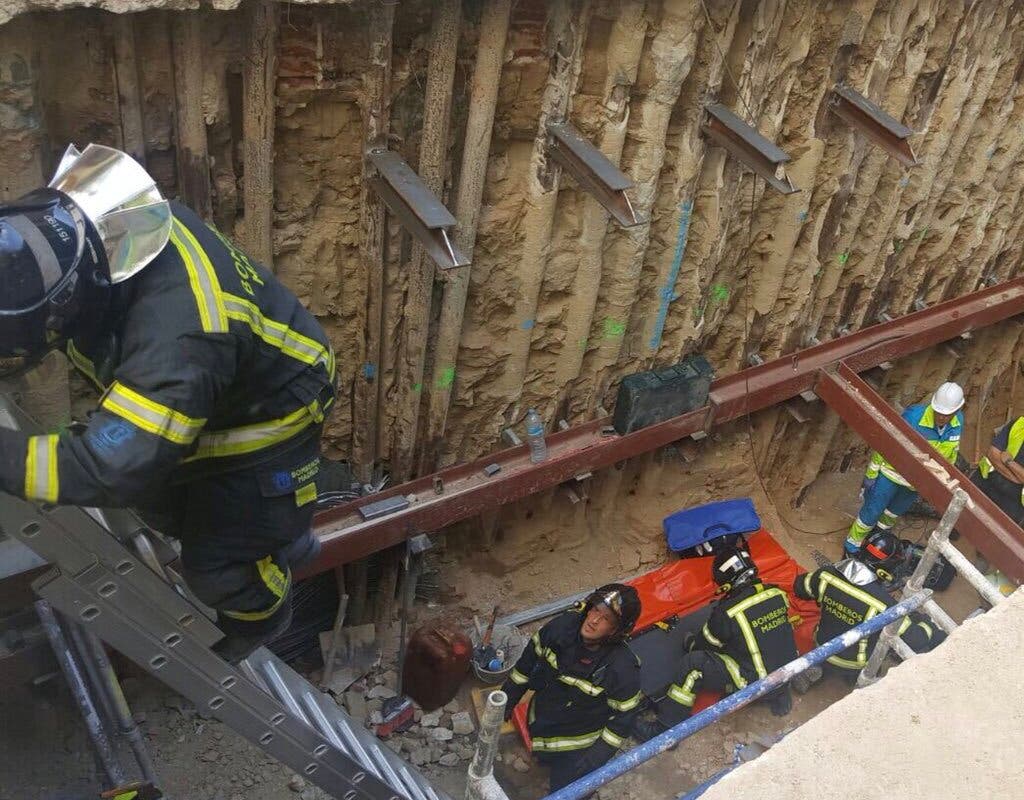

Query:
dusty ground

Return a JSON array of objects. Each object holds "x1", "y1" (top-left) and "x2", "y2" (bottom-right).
[{"x1": 1, "y1": 460, "x2": 992, "y2": 800}]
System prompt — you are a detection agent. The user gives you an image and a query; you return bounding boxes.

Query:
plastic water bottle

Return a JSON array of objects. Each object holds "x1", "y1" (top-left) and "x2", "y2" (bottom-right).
[{"x1": 525, "y1": 408, "x2": 548, "y2": 463}]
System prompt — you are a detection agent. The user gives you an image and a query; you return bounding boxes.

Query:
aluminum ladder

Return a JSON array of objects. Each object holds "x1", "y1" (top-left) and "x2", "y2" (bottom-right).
[{"x1": 0, "y1": 395, "x2": 450, "y2": 800}]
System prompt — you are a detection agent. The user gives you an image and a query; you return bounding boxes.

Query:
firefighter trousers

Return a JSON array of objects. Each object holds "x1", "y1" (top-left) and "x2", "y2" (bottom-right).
[{"x1": 136, "y1": 433, "x2": 322, "y2": 651}]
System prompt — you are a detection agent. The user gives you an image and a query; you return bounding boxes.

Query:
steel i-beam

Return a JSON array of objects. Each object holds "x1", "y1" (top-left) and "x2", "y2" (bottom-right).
[{"x1": 306, "y1": 278, "x2": 1024, "y2": 576}]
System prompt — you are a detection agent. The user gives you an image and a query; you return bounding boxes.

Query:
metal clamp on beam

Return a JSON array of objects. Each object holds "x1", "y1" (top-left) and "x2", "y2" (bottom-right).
[
  {"x1": 546, "y1": 121, "x2": 644, "y2": 227},
  {"x1": 701, "y1": 104, "x2": 798, "y2": 195},
  {"x1": 366, "y1": 149, "x2": 470, "y2": 270},
  {"x1": 829, "y1": 85, "x2": 918, "y2": 167}
]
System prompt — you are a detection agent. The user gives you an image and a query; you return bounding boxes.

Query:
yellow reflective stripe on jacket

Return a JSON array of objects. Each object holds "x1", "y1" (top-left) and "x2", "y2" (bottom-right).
[
  {"x1": 66, "y1": 340, "x2": 103, "y2": 390},
  {"x1": 701, "y1": 621, "x2": 724, "y2": 648},
  {"x1": 185, "y1": 404, "x2": 319, "y2": 461},
  {"x1": 169, "y1": 219, "x2": 228, "y2": 333},
  {"x1": 557, "y1": 674, "x2": 604, "y2": 697},
  {"x1": 607, "y1": 691, "x2": 642, "y2": 712},
  {"x1": 223, "y1": 293, "x2": 334, "y2": 377},
  {"x1": 818, "y1": 573, "x2": 889, "y2": 666},
  {"x1": 667, "y1": 668, "x2": 703, "y2": 706},
  {"x1": 530, "y1": 730, "x2": 602, "y2": 752},
  {"x1": 801, "y1": 572, "x2": 814, "y2": 597},
  {"x1": 716, "y1": 652, "x2": 746, "y2": 689},
  {"x1": 509, "y1": 668, "x2": 529, "y2": 685},
  {"x1": 725, "y1": 585, "x2": 787, "y2": 678},
  {"x1": 531, "y1": 632, "x2": 559, "y2": 670},
  {"x1": 101, "y1": 382, "x2": 206, "y2": 446},
  {"x1": 221, "y1": 559, "x2": 290, "y2": 622},
  {"x1": 600, "y1": 728, "x2": 625, "y2": 748},
  {"x1": 864, "y1": 452, "x2": 884, "y2": 480},
  {"x1": 24, "y1": 435, "x2": 59, "y2": 503}
]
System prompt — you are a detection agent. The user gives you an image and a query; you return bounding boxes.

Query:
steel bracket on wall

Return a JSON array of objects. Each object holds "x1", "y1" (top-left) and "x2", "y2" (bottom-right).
[
  {"x1": 829, "y1": 85, "x2": 918, "y2": 167},
  {"x1": 701, "y1": 103, "x2": 798, "y2": 195},
  {"x1": 366, "y1": 148, "x2": 470, "y2": 270},
  {"x1": 546, "y1": 121, "x2": 644, "y2": 227}
]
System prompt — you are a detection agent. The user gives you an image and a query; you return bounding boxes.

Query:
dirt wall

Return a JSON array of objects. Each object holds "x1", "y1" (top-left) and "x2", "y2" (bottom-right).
[{"x1": 3, "y1": 0, "x2": 1023, "y2": 493}]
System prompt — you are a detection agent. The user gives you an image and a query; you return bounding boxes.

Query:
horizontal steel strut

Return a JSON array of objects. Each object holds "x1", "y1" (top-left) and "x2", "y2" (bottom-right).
[{"x1": 307, "y1": 278, "x2": 1024, "y2": 577}]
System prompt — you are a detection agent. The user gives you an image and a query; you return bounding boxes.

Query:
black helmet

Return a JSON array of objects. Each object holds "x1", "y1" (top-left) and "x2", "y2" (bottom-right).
[
  {"x1": 0, "y1": 188, "x2": 106, "y2": 374},
  {"x1": 861, "y1": 529, "x2": 904, "y2": 582},
  {"x1": 582, "y1": 583, "x2": 641, "y2": 640},
  {"x1": 0, "y1": 143, "x2": 171, "y2": 378},
  {"x1": 712, "y1": 546, "x2": 758, "y2": 592}
]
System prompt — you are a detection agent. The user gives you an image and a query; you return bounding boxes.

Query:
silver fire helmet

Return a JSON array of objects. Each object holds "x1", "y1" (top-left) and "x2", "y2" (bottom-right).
[{"x1": 49, "y1": 143, "x2": 171, "y2": 283}]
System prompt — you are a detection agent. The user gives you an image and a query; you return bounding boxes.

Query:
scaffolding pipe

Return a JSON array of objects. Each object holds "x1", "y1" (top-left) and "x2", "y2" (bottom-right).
[
  {"x1": 35, "y1": 600, "x2": 127, "y2": 787},
  {"x1": 920, "y1": 599, "x2": 957, "y2": 634},
  {"x1": 81, "y1": 627, "x2": 160, "y2": 786},
  {"x1": 859, "y1": 490, "x2": 967, "y2": 687},
  {"x1": 539, "y1": 591, "x2": 932, "y2": 800},
  {"x1": 935, "y1": 538, "x2": 1007, "y2": 608},
  {"x1": 466, "y1": 690, "x2": 510, "y2": 800}
]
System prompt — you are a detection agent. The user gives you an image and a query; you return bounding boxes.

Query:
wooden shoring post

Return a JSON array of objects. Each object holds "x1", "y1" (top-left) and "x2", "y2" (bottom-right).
[
  {"x1": 241, "y1": 0, "x2": 279, "y2": 268},
  {"x1": 171, "y1": 11, "x2": 212, "y2": 220},
  {"x1": 374, "y1": 545, "x2": 401, "y2": 635},
  {"x1": 549, "y1": 1, "x2": 647, "y2": 415},
  {"x1": 351, "y1": 1, "x2": 395, "y2": 481},
  {"x1": 419, "y1": 0, "x2": 513, "y2": 474},
  {"x1": 487, "y1": 0, "x2": 591, "y2": 432},
  {"x1": 390, "y1": 0, "x2": 462, "y2": 482},
  {"x1": 111, "y1": 14, "x2": 146, "y2": 166}
]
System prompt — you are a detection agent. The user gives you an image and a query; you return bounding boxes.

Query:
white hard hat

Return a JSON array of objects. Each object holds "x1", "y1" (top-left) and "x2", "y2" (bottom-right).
[{"x1": 931, "y1": 382, "x2": 965, "y2": 415}]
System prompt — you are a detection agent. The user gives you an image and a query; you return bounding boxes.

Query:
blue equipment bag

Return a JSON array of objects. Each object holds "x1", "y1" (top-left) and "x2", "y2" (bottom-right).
[{"x1": 663, "y1": 498, "x2": 761, "y2": 554}]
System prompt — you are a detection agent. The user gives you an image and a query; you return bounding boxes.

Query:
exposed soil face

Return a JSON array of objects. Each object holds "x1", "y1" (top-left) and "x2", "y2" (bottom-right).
[{"x1": 2, "y1": 0, "x2": 1023, "y2": 479}]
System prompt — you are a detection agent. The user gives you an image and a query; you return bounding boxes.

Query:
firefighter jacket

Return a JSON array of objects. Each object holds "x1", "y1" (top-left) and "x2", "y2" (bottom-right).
[
  {"x1": 500, "y1": 608, "x2": 643, "y2": 759},
  {"x1": 864, "y1": 402, "x2": 963, "y2": 488},
  {"x1": 794, "y1": 565, "x2": 938, "y2": 671},
  {"x1": 977, "y1": 416, "x2": 1024, "y2": 504},
  {"x1": 694, "y1": 581, "x2": 798, "y2": 686},
  {"x1": 0, "y1": 202, "x2": 336, "y2": 508}
]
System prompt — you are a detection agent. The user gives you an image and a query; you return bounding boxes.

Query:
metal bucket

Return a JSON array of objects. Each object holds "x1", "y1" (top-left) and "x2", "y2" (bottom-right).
[{"x1": 469, "y1": 623, "x2": 527, "y2": 685}]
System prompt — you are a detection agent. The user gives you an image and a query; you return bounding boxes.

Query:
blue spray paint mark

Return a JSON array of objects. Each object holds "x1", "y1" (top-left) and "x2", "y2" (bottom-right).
[
  {"x1": 521, "y1": 318, "x2": 535, "y2": 330},
  {"x1": 362, "y1": 363, "x2": 376, "y2": 380},
  {"x1": 649, "y1": 200, "x2": 694, "y2": 351}
]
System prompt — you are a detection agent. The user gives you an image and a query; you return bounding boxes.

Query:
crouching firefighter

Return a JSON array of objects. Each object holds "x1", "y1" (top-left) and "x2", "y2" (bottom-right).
[
  {"x1": 794, "y1": 535, "x2": 945, "y2": 682},
  {"x1": 499, "y1": 584, "x2": 643, "y2": 792},
  {"x1": 0, "y1": 144, "x2": 337, "y2": 662},
  {"x1": 637, "y1": 546, "x2": 798, "y2": 740}
]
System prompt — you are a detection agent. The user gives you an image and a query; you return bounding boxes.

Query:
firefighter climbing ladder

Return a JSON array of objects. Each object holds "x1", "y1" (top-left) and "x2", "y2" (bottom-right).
[{"x1": 0, "y1": 394, "x2": 450, "y2": 800}]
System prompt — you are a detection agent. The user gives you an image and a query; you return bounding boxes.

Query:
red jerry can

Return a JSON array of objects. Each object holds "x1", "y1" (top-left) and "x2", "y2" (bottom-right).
[{"x1": 402, "y1": 623, "x2": 471, "y2": 711}]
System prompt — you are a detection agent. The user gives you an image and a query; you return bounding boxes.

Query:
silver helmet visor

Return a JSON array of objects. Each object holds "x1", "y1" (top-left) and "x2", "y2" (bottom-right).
[{"x1": 49, "y1": 143, "x2": 171, "y2": 283}]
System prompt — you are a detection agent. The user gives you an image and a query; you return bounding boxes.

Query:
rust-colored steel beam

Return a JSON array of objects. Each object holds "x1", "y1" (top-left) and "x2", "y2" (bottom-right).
[
  {"x1": 306, "y1": 278, "x2": 1024, "y2": 575},
  {"x1": 815, "y1": 363, "x2": 1024, "y2": 582}
]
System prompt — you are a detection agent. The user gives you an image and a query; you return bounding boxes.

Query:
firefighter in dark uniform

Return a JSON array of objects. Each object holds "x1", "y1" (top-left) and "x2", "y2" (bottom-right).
[
  {"x1": 500, "y1": 584, "x2": 643, "y2": 792},
  {"x1": 638, "y1": 545, "x2": 797, "y2": 738},
  {"x1": 0, "y1": 144, "x2": 336, "y2": 662},
  {"x1": 973, "y1": 415, "x2": 1024, "y2": 526},
  {"x1": 794, "y1": 532, "x2": 945, "y2": 680}
]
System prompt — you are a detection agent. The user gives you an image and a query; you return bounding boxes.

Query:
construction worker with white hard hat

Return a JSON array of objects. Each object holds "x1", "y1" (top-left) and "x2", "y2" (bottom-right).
[{"x1": 843, "y1": 382, "x2": 965, "y2": 558}]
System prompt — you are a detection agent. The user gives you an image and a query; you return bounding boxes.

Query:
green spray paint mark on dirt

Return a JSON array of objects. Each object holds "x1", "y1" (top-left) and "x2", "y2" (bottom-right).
[
  {"x1": 710, "y1": 284, "x2": 730, "y2": 303},
  {"x1": 437, "y1": 367, "x2": 455, "y2": 389},
  {"x1": 837, "y1": 251, "x2": 850, "y2": 266},
  {"x1": 603, "y1": 317, "x2": 626, "y2": 338}
]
